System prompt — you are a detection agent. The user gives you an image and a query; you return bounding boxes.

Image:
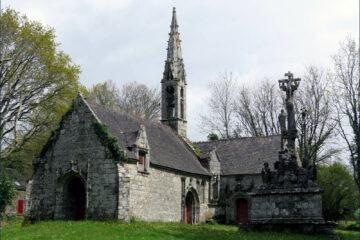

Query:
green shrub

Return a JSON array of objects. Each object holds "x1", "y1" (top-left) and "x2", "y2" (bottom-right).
[
  {"x1": 207, "y1": 133, "x2": 219, "y2": 141},
  {"x1": 0, "y1": 173, "x2": 14, "y2": 214},
  {"x1": 317, "y1": 163, "x2": 360, "y2": 221},
  {"x1": 354, "y1": 209, "x2": 360, "y2": 226}
]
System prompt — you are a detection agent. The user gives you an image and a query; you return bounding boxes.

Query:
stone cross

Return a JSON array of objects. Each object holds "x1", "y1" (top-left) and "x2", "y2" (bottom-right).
[{"x1": 278, "y1": 71, "x2": 301, "y2": 155}]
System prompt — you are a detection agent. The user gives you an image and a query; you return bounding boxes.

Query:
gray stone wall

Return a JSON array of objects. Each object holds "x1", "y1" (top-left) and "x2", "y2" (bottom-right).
[
  {"x1": 218, "y1": 174, "x2": 262, "y2": 223},
  {"x1": 250, "y1": 189, "x2": 324, "y2": 223},
  {"x1": 28, "y1": 96, "x2": 119, "y2": 220},
  {"x1": 25, "y1": 180, "x2": 32, "y2": 217},
  {"x1": 208, "y1": 151, "x2": 220, "y2": 175},
  {"x1": 124, "y1": 163, "x2": 210, "y2": 222},
  {"x1": 208, "y1": 151, "x2": 221, "y2": 203}
]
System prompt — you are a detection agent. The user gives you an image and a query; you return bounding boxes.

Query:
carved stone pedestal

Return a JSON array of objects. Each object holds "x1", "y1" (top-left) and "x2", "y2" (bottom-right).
[{"x1": 245, "y1": 187, "x2": 335, "y2": 234}]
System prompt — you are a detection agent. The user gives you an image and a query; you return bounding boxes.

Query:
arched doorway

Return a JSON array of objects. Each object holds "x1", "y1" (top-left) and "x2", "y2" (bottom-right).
[
  {"x1": 184, "y1": 191, "x2": 199, "y2": 224},
  {"x1": 63, "y1": 175, "x2": 86, "y2": 220},
  {"x1": 236, "y1": 198, "x2": 248, "y2": 224}
]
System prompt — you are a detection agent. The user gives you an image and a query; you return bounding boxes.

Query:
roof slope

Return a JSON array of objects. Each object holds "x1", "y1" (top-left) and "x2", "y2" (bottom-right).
[
  {"x1": 195, "y1": 136, "x2": 281, "y2": 175},
  {"x1": 88, "y1": 102, "x2": 209, "y2": 176}
]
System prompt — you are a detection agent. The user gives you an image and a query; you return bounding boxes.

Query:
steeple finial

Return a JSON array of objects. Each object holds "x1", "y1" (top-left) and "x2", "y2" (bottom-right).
[
  {"x1": 170, "y1": 7, "x2": 178, "y2": 33},
  {"x1": 166, "y1": 7, "x2": 182, "y2": 61}
]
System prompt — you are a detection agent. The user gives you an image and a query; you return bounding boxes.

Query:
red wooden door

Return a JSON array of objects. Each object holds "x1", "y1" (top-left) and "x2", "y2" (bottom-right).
[
  {"x1": 236, "y1": 198, "x2": 248, "y2": 224},
  {"x1": 184, "y1": 193, "x2": 193, "y2": 224},
  {"x1": 17, "y1": 199, "x2": 24, "y2": 215}
]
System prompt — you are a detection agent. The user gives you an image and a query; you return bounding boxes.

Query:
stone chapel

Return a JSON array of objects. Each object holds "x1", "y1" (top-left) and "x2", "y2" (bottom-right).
[{"x1": 27, "y1": 8, "x2": 322, "y2": 227}]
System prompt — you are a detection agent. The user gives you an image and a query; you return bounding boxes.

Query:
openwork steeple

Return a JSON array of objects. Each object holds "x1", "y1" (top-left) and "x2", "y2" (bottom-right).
[
  {"x1": 163, "y1": 7, "x2": 186, "y2": 83},
  {"x1": 161, "y1": 7, "x2": 187, "y2": 138}
]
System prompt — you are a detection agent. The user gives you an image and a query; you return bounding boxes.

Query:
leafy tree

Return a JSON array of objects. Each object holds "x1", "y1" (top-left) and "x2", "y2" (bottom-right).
[
  {"x1": 317, "y1": 162, "x2": 360, "y2": 221},
  {"x1": 0, "y1": 9, "x2": 80, "y2": 177}
]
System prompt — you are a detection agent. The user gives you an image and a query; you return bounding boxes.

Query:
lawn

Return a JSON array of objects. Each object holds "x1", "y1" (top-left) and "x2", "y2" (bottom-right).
[{"x1": 1, "y1": 219, "x2": 359, "y2": 240}]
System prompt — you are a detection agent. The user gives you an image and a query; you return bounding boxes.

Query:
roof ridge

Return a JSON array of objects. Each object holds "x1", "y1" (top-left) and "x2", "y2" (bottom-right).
[
  {"x1": 194, "y1": 134, "x2": 281, "y2": 144},
  {"x1": 87, "y1": 100, "x2": 148, "y2": 126}
]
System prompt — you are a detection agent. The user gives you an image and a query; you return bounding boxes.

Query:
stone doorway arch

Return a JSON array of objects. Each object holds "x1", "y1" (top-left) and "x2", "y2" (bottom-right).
[
  {"x1": 184, "y1": 190, "x2": 199, "y2": 224},
  {"x1": 63, "y1": 175, "x2": 86, "y2": 220}
]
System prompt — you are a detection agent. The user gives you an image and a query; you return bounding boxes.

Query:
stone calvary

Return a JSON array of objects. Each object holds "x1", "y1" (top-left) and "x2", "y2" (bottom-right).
[{"x1": 246, "y1": 72, "x2": 333, "y2": 233}]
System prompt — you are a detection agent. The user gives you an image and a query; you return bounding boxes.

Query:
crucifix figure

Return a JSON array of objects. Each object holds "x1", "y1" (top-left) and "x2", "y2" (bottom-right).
[{"x1": 278, "y1": 71, "x2": 301, "y2": 155}]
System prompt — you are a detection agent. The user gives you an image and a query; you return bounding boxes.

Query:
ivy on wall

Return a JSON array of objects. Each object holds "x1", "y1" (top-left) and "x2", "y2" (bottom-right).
[
  {"x1": 92, "y1": 122, "x2": 126, "y2": 162},
  {"x1": 191, "y1": 143, "x2": 202, "y2": 158}
]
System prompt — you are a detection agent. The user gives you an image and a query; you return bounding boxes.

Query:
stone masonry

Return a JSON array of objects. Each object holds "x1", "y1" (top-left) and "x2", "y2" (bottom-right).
[{"x1": 28, "y1": 96, "x2": 119, "y2": 220}]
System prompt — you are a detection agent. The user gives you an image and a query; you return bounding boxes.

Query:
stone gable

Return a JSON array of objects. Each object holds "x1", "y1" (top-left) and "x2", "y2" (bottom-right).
[{"x1": 28, "y1": 95, "x2": 120, "y2": 220}]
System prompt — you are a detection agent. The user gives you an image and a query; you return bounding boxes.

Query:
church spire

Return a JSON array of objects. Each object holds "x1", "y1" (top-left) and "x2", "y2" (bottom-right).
[
  {"x1": 166, "y1": 7, "x2": 183, "y2": 64},
  {"x1": 161, "y1": 8, "x2": 187, "y2": 138}
]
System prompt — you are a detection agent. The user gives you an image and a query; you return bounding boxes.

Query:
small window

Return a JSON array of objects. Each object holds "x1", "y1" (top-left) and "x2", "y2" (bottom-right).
[
  {"x1": 138, "y1": 152, "x2": 146, "y2": 172},
  {"x1": 180, "y1": 100, "x2": 184, "y2": 119},
  {"x1": 180, "y1": 88, "x2": 184, "y2": 98}
]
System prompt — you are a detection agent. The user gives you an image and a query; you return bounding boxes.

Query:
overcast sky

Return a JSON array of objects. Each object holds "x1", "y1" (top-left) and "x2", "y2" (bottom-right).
[{"x1": 3, "y1": 0, "x2": 359, "y2": 141}]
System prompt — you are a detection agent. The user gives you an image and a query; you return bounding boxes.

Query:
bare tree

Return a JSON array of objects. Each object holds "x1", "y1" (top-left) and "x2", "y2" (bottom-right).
[
  {"x1": 200, "y1": 72, "x2": 236, "y2": 139},
  {"x1": 88, "y1": 80, "x2": 119, "y2": 110},
  {"x1": 233, "y1": 86, "x2": 260, "y2": 137},
  {"x1": 233, "y1": 80, "x2": 282, "y2": 137},
  {"x1": 88, "y1": 81, "x2": 161, "y2": 121},
  {"x1": 203, "y1": 69, "x2": 336, "y2": 166},
  {"x1": 255, "y1": 80, "x2": 282, "y2": 136},
  {"x1": 296, "y1": 66, "x2": 337, "y2": 167},
  {"x1": 332, "y1": 37, "x2": 360, "y2": 191},
  {"x1": 118, "y1": 82, "x2": 160, "y2": 121}
]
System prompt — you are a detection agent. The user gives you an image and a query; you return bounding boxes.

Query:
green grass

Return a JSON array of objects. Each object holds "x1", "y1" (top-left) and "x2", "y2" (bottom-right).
[
  {"x1": 335, "y1": 229, "x2": 360, "y2": 240},
  {"x1": 0, "y1": 219, "x2": 358, "y2": 240}
]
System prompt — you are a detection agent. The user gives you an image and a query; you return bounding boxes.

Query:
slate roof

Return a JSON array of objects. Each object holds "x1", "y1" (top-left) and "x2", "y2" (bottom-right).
[
  {"x1": 195, "y1": 136, "x2": 281, "y2": 175},
  {"x1": 88, "y1": 102, "x2": 210, "y2": 176}
]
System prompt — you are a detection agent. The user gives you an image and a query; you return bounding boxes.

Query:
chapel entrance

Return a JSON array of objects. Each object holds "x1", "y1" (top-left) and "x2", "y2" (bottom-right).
[
  {"x1": 64, "y1": 176, "x2": 86, "y2": 220},
  {"x1": 184, "y1": 191, "x2": 196, "y2": 224},
  {"x1": 236, "y1": 198, "x2": 248, "y2": 224}
]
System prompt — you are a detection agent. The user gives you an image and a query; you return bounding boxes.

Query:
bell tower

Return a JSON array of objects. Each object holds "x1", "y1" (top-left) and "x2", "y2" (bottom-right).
[{"x1": 161, "y1": 7, "x2": 187, "y2": 137}]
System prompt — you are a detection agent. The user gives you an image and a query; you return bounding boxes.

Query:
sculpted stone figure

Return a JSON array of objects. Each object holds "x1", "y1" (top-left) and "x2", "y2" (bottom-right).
[
  {"x1": 261, "y1": 162, "x2": 271, "y2": 185},
  {"x1": 278, "y1": 109, "x2": 287, "y2": 151},
  {"x1": 278, "y1": 109, "x2": 287, "y2": 134}
]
